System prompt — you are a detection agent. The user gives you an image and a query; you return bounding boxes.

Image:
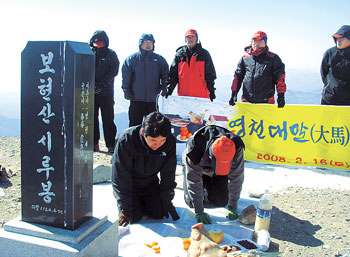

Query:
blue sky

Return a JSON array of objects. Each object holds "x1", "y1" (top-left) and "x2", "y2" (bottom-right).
[{"x1": 1, "y1": 0, "x2": 349, "y2": 96}]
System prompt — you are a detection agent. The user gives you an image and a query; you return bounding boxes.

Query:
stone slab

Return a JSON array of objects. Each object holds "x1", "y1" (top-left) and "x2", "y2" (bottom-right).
[
  {"x1": 4, "y1": 215, "x2": 107, "y2": 244},
  {"x1": 0, "y1": 216, "x2": 118, "y2": 257},
  {"x1": 93, "y1": 164, "x2": 111, "y2": 184}
]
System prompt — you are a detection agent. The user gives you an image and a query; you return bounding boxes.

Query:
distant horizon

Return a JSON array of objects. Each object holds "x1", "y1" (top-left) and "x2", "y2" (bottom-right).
[
  {"x1": 1, "y1": 0, "x2": 349, "y2": 96},
  {"x1": 0, "y1": 67, "x2": 323, "y2": 120}
]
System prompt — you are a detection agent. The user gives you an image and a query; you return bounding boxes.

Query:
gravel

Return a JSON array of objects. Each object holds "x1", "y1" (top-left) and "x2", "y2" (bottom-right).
[{"x1": 1, "y1": 136, "x2": 349, "y2": 256}]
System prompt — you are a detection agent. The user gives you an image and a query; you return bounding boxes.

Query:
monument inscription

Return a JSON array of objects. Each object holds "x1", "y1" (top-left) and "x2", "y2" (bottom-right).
[{"x1": 21, "y1": 41, "x2": 95, "y2": 230}]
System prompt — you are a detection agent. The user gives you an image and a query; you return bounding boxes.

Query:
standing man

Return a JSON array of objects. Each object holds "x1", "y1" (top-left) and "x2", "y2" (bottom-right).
[
  {"x1": 90, "y1": 30, "x2": 120, "y2": 153},
  {"x1": 229, "y1": 31, "x2": 286, "y2": 108},
  {"x1": 167, "y1": 29, "x2": 217, "y2": 101},
  {"x1": 321, "y1": 25, "x2": 350, "y2": 105},
  {"x1": 122, "y1": 34, "x2": 169, "y2": 127},
  {"x1": 112, "y1": 111, "x2": 179, "y2": 226},
  {"x1": 182, "y1": 125, "x2": 245, "y2": 224}
]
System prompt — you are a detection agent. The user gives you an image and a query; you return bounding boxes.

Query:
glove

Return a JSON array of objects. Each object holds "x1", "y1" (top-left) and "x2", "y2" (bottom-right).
[
  {"x1": 123, "y1": 91, "x2": 133, "y2": 100},
  {"x1": 161, "y1": 88, "x2": 167, "y2": 97},
  {"x1": 277, "y1": 93, "x2": 285, "y2": 108},
  {"x1": 209, "y1": 90, "x2": 216, "y2": 102},
  {"x1": 196, "y1": 212, "x2": 212, "y2": 224},
  {"x1": 225, "y1": 208, "x2": 238, "y2": 220},
  {"x1": 163, "y1": 203, "x2": 180, "y2": 221},
  {"x1": 118, "y1": 209, "x2": 132, "y2": 227},
  {"x1": 95, "y1": 87, "x2": 103, "y2": 94},
  {"x1": 229, "y1": 91, "x2": 237, "y2": 106},
  {"x1": 165, "y1": 88, "x2": 173, "y2": 99}
]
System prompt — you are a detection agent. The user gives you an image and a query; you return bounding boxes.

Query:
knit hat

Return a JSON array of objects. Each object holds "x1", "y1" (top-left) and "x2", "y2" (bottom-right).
[
  {"x1": 252, "y1": 31, "x2": 267, "y2": 43},
  {"x1": 139, "y1": 34, "x2": 155, "y2": 45},
  {"x1": 185, "y1": 29, "x2": 198, "y2": 42},
  {"x1": 209, "y1": 136, "x2": 236, "y2": 176}
]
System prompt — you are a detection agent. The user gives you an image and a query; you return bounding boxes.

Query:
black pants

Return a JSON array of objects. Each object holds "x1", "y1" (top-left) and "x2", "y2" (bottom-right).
[
  {"x1": 132, "y1": 178, "x2": 164, "y2": 223},
  {"x1": 202, "y1": 174, "x2": 228, "y2": 207},
  {"x1": 128, "y1": 101, "x2": 157, "y2": 127},
  {"x1": 94, "y1": 95, "x2": 117, "y2": 148}
]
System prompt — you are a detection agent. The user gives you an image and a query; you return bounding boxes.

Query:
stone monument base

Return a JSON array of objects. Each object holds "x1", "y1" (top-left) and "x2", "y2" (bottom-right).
[{"x1": 0, "y1": 215, "x2": 118, "y2": 257}]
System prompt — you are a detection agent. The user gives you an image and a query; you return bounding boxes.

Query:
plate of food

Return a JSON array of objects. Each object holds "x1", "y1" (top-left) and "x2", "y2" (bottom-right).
[
  {"x1": 169, "y1": 118, "x2": 190, "y2": 127},
  {"x1": 177, "y1": 134, "x2": 189, "y2": 142}
]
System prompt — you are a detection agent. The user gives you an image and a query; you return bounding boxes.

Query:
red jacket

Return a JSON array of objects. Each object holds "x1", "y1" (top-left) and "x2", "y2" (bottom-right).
[{"x1": 169, "y1": 43, "x2": 216, "y2": 98}]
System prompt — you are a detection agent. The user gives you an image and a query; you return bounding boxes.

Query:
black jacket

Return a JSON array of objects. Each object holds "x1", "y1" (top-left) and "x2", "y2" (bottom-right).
[
  {"x1": 231, "y1": 46, "x2": 286, "y2": 103},
  {"x1": 111, "y1": 125, "x2": 177, "y2": 211},
  {"x1": 90, "y1": 30, "x2": 120, "y2": 96},
  {"x1": 321, "y1": 25, "x2": 350, "y2": 105}
]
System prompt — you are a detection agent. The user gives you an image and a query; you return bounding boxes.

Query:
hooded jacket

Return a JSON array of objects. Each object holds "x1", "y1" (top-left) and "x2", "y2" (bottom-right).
[
  {"x1": 121, "y1": 34, "x2": 169, "y2": 102},
  {"x1": 231, "y1": 46, "x2": 286, "y2": 104},
  {"x1": 169, "y1": 43, "x2": 217, "y2": 98},
  {"x1": 321, "y1": 25, "x2": 350, "y2": 105},
  {"x1": 90, "y1": 30, "x2": 120, "y2": 96},
  {"x1": 111, "y1": 125, "x2": 177, "y2": 211},
  {"x1": 182, "y1": 125, "x2": 245, "y2": 213}
]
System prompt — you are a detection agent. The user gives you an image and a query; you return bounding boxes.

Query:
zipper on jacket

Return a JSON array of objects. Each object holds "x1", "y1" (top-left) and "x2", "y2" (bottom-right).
[{"x1": 252, "y1": 59, "x2": 257, "y2": 103}]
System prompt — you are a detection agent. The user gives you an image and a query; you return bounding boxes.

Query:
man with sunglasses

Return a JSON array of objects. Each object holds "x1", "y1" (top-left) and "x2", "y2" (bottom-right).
[
  {"x1": 321, "y1": 25, "x2": 350, "y2": 105},
  {"x1": 90, "y1": 30, "x2": 120, "y2": 153}
]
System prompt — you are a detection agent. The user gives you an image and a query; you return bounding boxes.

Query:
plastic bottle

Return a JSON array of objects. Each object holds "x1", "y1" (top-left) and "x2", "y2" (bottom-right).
[
  {"x1": 256, "y1": 229, "x2": 271, "y2": 251},
  {"x1": 254, "y1": 190, "x2": 272, "y2": 232}
]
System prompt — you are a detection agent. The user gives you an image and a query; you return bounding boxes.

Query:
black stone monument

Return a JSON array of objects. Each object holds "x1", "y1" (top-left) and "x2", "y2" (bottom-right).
[{"x1": 21, "y1": 41, "x2": 95, "y2": 230}]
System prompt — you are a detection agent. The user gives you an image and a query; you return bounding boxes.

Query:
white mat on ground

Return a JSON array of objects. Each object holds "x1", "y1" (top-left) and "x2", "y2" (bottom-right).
[{"x1": 93, "y1": 184, "x2": 256, "y2": 256}]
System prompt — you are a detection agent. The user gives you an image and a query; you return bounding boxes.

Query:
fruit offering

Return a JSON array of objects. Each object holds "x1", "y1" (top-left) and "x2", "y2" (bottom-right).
[
  {"x1": 180, "y1": 126, "x2": 192, "y2": 140},
  {"x1": 182, "y1": 238, "x2": 191, "y2": 250},
  {"x1": 144, "y1": 241, "x2": 160, "y2": 254}
]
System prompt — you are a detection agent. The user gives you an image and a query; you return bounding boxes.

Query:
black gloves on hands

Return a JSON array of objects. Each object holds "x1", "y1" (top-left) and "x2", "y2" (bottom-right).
[
  {"x1": 161, "y1": 88, "x2": 167, "y2": 97},
  {"x1": 118, "y1": 209, "x2": 132, "y2": 227},
  {"x1": 229, "y1": 91, "x2": 237, "y2": 106},
  {"x1": 277, "y1": 93, "x2": 285, "y2": 108},
  {"x1": 163, "y1": 203, "x2": 180, "y2": 221},
  {"x1": 164, "y1": 88, "x2": 173, "y2": 99},
  {"x1": 95, "y1": 82, "x2": 106, "y2": 95},
  {"x1": 95, "y1": 87, "x2": 103, "y2": 94},
  {"x1": 209, "y1": 90, "x2": 216, "y2": 102},
  {"x1": 123, "y1": 91, "x2": 133, "y2": 101}
]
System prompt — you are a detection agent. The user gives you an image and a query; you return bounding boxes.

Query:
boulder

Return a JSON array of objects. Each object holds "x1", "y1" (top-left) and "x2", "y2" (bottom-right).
[
  {"x1": 238, "y1": 204, "x2": 257, "y2": 225},
  {"x1": 248, "y1": 189, "x2": 264, "y2": 198},
  {"x1": 93, "y1": 164, "x2": 111, "y2": 184}
]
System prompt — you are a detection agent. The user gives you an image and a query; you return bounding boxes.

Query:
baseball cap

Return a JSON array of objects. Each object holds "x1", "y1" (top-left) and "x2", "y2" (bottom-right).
[
  {"x1": 185, "y1": 29, "x2": 198, "y2": 37},
  {"x1": 332, "y1": 33, "x2": 344, "y2": 38},
  {"x1": 252, "y1": 31, "x2": 267, "y2": 41},
  {"x1": 209, "y1": 136, "x2": 236, "y2": 176}
]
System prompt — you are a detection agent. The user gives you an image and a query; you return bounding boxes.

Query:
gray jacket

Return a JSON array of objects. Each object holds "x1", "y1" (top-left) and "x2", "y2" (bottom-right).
[{"x1": 182, "y1": 125, "x2": 245, "y2": 213}]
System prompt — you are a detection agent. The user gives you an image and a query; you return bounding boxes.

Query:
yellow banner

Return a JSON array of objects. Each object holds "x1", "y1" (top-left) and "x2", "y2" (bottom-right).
[{"x1": 228, "y1": 103, "x2": 350, "y2": 171}]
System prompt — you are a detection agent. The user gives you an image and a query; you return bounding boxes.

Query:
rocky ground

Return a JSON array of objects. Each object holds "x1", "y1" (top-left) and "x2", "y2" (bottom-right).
[{"x1": 1, "y1": 136, "x2": 349, "y2": 256}]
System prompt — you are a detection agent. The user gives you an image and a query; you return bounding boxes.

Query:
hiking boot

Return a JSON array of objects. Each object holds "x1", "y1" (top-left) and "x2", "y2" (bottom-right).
[
  {"x1": 94, "y1": 144, "x2": 100, "y2": 152},
  {"x1": 108, "y1": 147, "x2": 115, "y2": 154}
]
